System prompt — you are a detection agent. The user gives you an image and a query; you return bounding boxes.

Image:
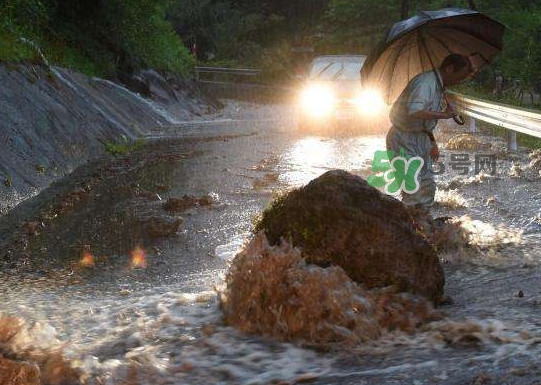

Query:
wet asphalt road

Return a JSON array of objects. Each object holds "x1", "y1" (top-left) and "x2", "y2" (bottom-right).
[{"x1": 1, "y1": 103, "x2": 541, "y2": 384}]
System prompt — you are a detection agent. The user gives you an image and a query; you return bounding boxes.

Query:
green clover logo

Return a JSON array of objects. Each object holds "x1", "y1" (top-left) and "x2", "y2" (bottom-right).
[{"x1": 367, "y1": 150, "x2": 424, "y2": 195}]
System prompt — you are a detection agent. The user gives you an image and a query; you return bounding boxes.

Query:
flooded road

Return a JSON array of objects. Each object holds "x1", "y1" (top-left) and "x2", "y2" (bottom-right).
[{"x1": 1, "y1": 102, "x2": 541, "y2": 384}]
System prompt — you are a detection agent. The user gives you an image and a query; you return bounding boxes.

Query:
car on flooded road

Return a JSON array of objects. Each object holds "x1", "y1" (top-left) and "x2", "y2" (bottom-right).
[{"x1": 296, "y1": 55, "x2": 386, "y2": 134}]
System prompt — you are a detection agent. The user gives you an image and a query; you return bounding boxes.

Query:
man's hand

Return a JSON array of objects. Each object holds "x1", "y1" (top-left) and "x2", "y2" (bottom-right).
[
  {"x1": 429, "y1": 145, "x2": 440, "y2": 161},
  {"x1": 441, "y1": 104, "x2": 456, "y2": 119}
]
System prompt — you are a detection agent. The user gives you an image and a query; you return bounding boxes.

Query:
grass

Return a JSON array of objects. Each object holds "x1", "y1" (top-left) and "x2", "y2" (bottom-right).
[
  {"x1": 0, "y1": 25, "x2": 108, "y2": 77},
  {"x1": 104, "y1": 138, "x2": 145, "y2": 156},
  {"x1": 44, "y1": 42, "x2": 111, "y2": 78},
  {"x1": 478, "y1": 124, "x2": 541, "y2": 150},
  {"x1": 0, "y1": 29, "x2": 39, "y2": 63}
]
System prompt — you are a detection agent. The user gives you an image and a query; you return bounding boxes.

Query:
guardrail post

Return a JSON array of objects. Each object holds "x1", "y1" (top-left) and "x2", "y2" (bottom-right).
[
  {"x1": 468, "y1": 116, "x2": 476, "y2": 134},
  {"x1": 508, "y1": 130, "x2": 517, "y2": 152}
]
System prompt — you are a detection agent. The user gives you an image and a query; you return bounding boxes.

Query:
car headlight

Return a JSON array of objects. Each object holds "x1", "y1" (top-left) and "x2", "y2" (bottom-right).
[
  {"x1": 300, "y1": 85, "x2": 336, "y2": 117},
  {"x1": 355, "y1": 88, "x2": 386, "y2": 115}
]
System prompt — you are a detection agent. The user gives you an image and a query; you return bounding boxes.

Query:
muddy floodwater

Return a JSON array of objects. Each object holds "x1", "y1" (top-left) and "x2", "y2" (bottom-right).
[{"x1": 1, "y1": 101, "x2": 541, "y2": 384}]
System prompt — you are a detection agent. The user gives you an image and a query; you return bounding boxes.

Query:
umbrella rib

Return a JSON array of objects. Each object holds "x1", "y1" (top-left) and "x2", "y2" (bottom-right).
[
  {"x1": 377, "y1": 49, "x2": 396, "y2": 85},
  {"x1": 388, "y1": 36, "x2": 414, "y2": 101},
  {"x1": 427, "y1": 24, "x2": 502, "y2": 52},
  {"x1": 429, "y1": 30, "x2": 492, "y2": 65},
  {"x1": 427, "y1": 32, "x2": 457, "y2": 58},
  {"x1": 419, "y1": 29, "x2": 444, "y2": 95},
  {"x1": 406, "y1": 35, "x2": 412, "y2": 87},
  {"x1": 373, "y1": 42, "x2": 394, "y2": 84},
  {"x1": 375, "y1": 38, "x2": 409, "y2": 100},
  {"x1": 416, "y1": 30, "x2": 427, "y2": 79}
]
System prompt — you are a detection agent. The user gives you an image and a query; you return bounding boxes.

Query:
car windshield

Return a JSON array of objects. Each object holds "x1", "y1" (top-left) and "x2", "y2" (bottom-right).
[{"x1": 308, "y1": 57, "x2": 366, "y2": 81}]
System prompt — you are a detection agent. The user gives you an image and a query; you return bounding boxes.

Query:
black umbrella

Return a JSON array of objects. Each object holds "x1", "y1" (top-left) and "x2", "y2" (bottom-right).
[{"x1": 362, "y1": 8, "x2": 505, "y2": 106}]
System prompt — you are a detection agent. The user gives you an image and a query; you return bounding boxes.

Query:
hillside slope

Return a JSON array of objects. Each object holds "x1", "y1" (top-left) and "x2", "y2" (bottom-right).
[{"x1": 0, "y1": 63, "x2": 218, "y2": 214}]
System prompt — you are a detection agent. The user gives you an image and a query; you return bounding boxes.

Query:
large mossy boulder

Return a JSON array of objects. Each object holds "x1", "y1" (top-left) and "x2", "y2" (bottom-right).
[{"x1": 255, "y1": 170, "x2": 445, "y2": 304}]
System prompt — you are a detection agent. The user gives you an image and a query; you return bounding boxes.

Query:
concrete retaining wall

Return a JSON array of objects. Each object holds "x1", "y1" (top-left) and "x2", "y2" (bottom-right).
[{"x1": 0, "y1": 64, "x2": 214, "y2": 214}]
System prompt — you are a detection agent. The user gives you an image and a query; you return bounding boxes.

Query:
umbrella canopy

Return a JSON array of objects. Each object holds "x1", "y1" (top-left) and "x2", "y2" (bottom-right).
[{"x1": 362, "y1": 8, "x2": 505, "y2": 104}]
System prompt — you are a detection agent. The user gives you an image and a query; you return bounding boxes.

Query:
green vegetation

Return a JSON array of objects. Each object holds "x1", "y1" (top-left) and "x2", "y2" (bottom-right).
[
  {"x1": 253, "y1": 190, "x2": 289, "y2": 234},
  {"x1": 104, "y1": 138, "x2": 145, "y2": 156},
  {"x1": 0, "y1": 32, "x2": 39, "y2": 63},
  {"x1": 168, "y1": 0, "x2": 541, "y2": 93},
  {"x1": 515, "y1": 133, "x2": 541, "y2": 150},
  {"x1": 2, "y1": 0, "x2": 541, "y2": 94},
  {"x1": 35, "y1": 164, "x2": 45, "y2": 174},
  {"x1": 480, "y1": 124, "x2": 541, "y2": 150},
  {"x1": 0, "y1": 0, "x2": 194, "y2": 77}
]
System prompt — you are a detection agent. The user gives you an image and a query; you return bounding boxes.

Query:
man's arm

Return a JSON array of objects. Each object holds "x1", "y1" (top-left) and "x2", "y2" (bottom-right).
[
  {"x1": 409, "y1": 106, "x2": 455, "y2": 120},
  {"x1": 406, "y1": 75, "x2": 456, "y2": 162},
  {"x1": 407, "y1": 74, "x2": 455, "y2": 121},
  {"x1": 409, "y1": 105, "x2": 454, "y2": 162}
]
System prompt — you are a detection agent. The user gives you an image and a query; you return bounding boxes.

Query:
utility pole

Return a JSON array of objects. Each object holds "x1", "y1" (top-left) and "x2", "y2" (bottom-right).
[{"x1": 401, "y1": 0, "x2": 409, "y2": 19}]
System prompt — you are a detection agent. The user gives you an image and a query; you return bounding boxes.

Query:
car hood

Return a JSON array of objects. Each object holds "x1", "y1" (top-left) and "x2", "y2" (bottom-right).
[{"x1": 306, "y1": 80, "x2": 361, "y2": 99}]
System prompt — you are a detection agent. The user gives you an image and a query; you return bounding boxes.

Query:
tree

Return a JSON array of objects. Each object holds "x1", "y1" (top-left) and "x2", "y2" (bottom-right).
[
  {"x1": 467, "y1": 0, "x2": 477, "y2": 10},
  {"x1": 1, "y1": 0, "x2": 194, "y2": 76},
  {"x1": 401, "y1": 0, "x2": 409, "y2": 19}
]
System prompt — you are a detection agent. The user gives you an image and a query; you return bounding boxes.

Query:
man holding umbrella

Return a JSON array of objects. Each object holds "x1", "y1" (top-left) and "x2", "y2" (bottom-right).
[
  {"x1": 387, "y1": 53, "x2": 473, "y2": 208},
  {"x1": 361, "y1": 7, "x2": 504, "y2": 209}
]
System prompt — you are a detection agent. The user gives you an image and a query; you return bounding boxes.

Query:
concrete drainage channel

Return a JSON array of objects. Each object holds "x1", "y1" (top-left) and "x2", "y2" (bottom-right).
[{"x1": 143, "y1": 118, "x2": 291, "y2": 141}]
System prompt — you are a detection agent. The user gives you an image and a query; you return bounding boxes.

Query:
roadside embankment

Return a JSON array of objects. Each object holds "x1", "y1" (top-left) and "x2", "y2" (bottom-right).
[{"x1": 0, "y1": 64, "x2": 218, "y2": 214}]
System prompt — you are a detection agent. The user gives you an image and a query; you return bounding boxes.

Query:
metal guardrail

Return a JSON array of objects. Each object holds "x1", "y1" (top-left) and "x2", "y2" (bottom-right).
[
  {"x1": 449, "y1": 92, "x2": 541, "y2": 151},
  {"x1": 451, "y1": 93, "x2": 541, "y2": 138},
  {"x1": 194, "y1": 66, "x2": 296, "y2": 103},
  {"x1": 195, "y1": 66, "x2": 261, "y2": 80}
]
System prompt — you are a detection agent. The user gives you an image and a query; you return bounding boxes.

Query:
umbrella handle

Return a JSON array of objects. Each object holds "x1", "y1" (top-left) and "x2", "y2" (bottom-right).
[{"x1": 453, "y1": 114, "x2": 465, "y2": 125}]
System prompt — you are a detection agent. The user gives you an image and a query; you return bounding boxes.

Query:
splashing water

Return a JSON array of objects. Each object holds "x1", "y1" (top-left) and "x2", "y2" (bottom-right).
[
  {"x1": 220, "y1": 232, "x2": 441, "y2": 347},
  {"x1": 2, "y1": 105, "x2": 541, "y2": 384}
]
